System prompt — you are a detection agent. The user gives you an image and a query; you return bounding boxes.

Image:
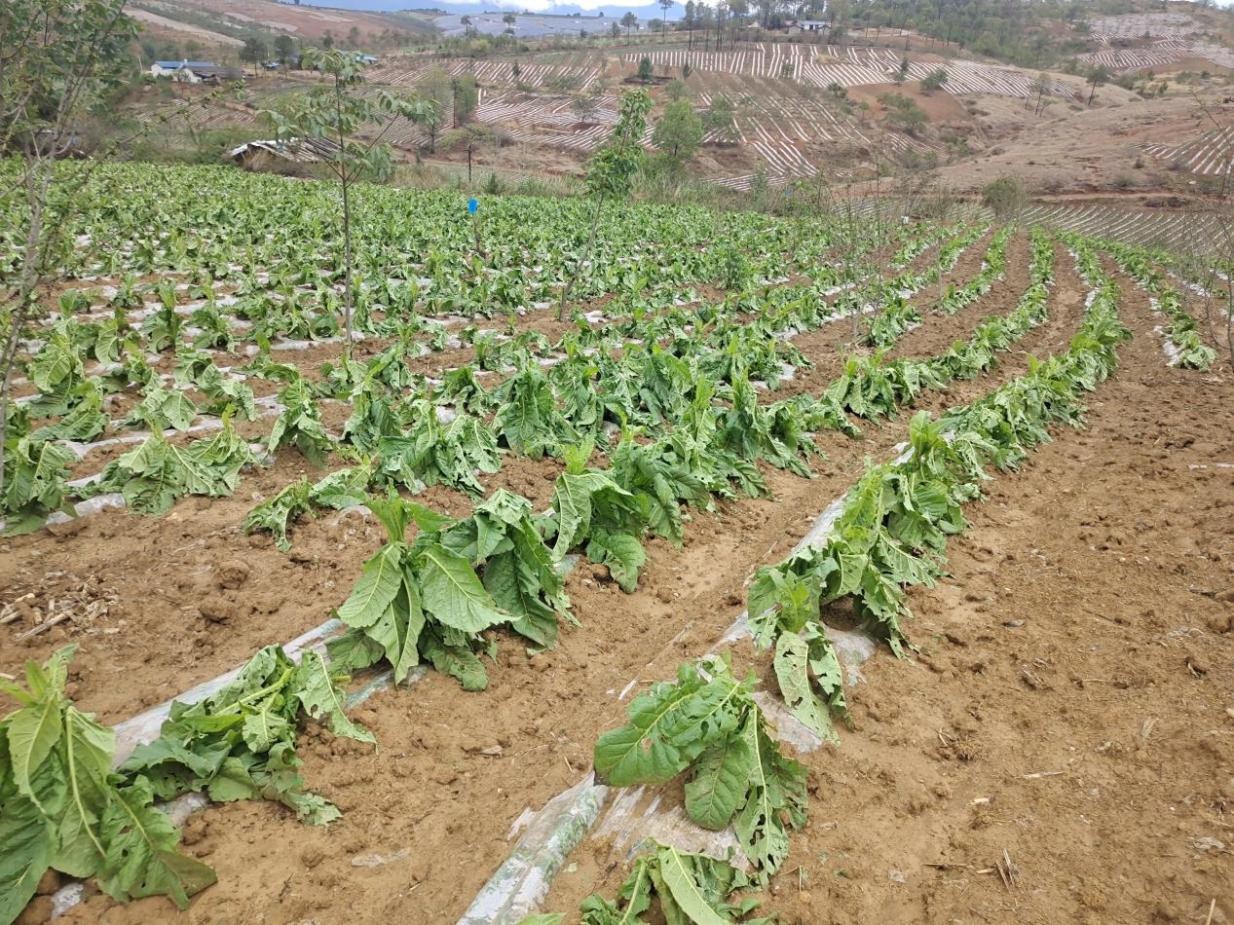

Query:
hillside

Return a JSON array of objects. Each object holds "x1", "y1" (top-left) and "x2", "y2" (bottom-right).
[
  {"x1": 129, "y1": 0, "x2": 435, "y2": 52},
  {"x1": 130, "y1": 0, "x2": 1234, "y2": 234}
]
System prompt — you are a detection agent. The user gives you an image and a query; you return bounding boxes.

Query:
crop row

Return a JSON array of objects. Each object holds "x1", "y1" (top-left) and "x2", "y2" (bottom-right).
[
  {"x1": 2, "y1": 217, "x2": 971, "y2": 533},
  {"x1": 4, "y1": 225, "x2": 1152, "y2": 924},
  {"x1": 539, "y1": 235, "x2": 1132, "y2": 921}
]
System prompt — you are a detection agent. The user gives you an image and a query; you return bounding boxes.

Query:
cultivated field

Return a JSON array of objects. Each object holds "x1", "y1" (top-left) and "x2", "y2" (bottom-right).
[
  {"x1": 2, "y1": 161, "x2": 1231, "y2": 925},
  {"x1": 1079, "y1": 10, "x2": 1234, "y2": 72}
]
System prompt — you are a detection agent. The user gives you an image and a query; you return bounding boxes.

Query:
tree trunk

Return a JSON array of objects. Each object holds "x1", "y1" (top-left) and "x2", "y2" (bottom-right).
[
  {"x1": 0, "y1": 162, "x2": 52, "y2": 503},
  {"x1": 335, "y1": 79, "x2": 355, "y2": 359}
]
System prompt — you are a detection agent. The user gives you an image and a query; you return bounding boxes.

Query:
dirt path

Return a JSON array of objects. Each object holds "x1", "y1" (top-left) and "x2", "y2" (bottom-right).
[{"x1": 544, "y1": 258, "x2": 1234, "y2": 922}]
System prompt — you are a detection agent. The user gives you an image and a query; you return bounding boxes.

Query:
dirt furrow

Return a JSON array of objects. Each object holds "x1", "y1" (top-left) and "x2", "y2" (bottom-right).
[
  {"x1": 544, "y1": 259, "x2": 1234, "y2": 923},
  {"x1": 778, "y1": 228, "x2": 1012, "y2": 401},
  {"x1": 46, "y1": 244, "x2": 1099, "y2": 925}
]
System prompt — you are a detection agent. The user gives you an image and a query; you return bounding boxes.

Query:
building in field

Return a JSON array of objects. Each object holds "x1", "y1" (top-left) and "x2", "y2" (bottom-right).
[
  {"x1": 149, "y1": 61, "x2": 242, "y2": 83},
  {"x1": 227, "y1": 138, "x2": 341, "y2": 171}
]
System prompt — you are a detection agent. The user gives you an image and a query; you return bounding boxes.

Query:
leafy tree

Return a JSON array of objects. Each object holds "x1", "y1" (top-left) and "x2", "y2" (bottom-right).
[
  {"x1": 703, "y1": 94, "x2": 738, "y2": 143},
  {"x1": 894, "y1": 57, "x2": 910, "y2": 84},
  {"x1": 559, "y1": 90, "x2": 652, "y2": 318},
  {"x1": 461, "y1": 123, "x2": 495, "y2": 183},
  {"x1": 610, "y1": 20, "x2": 622, "y2": 37},
  {"x1": 1087, "y1": 64, "x2": 1109, "y2": 106},
  {"x1": 240, "y1": 37, "x2": 268, "y2": 76},
  {"x1": 572, "y1": 85, "x2": 603, "y2": 121},
  {"x1": 982, "y1": 176, "x2": 1026, "y2": 219},
  {"x1": 274, "y1": 34, "x2": 296, "y2": 66},
  {"x1": 921, "y1": 67, "x2": 948, "y2": 92},
  {"x1": 0, "y1": 0, "x2": 138, "y2": 504},
  {"x1": 266, "y1": 49, "x2": 436, "y2": 357},
  {"x1": 418, "y1": 65, "x2": 452, "y2": 151},
  {"x1": 451, "y1": 73, "x2": 478, "y2": 127},
  {"x1": 879, "y1": 92, "x2": 926, "y2": 136},
  {"x1": 659, "y1": 0, "x2": 675, "y2": 31},
  {"x1": 1030, "y1": 71, "x2": 1052, "y2": 115},
  {"x1": 622, "y1": 11, "x2": 639, "y2": 36},
  {"x1": 665, "y1": 78, "x2": 689, "y2": 100},
  {"x1": 653, "y1": 98, "x2": 704, "y2": 166},
  {"x1": 638, "y1": 55, "x2": 654, "y2": 82}
]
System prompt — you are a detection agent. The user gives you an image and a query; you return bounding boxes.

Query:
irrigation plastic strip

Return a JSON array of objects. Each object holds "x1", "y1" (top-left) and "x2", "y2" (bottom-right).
[
  {"x1": 457, "y1": 250, "x2": 1083, "y2": 921},
  {"x1": 456, "y1": 467, "x2": 889, "y2": 925}
]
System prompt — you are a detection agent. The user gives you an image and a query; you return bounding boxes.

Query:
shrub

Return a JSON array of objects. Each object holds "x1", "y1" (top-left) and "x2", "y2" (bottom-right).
[
  {"x1": 921, "y1": 68, "x2": 949, "y2": 93},
  {"x1": 982, "y1": 176, "x2": 1027, "y2": 219}
]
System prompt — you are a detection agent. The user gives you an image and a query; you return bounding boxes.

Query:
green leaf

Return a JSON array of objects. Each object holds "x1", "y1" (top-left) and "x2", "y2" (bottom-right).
[
  {"x1": 656, "y1": 846, "x2": 732, "y2": 925},
  {"x1": 683, "y1": 732, "x2": 753, "y2": 831},
  {"x1": 336, "y1": 545, "x2": 404, "y2": 629},
  {"x1": 325, "y1": 629, "x2": 385, "y2": 674},
  {"x1": 53, "y1": 707, "x2": 114, "y2": 877},
  {"x1": 293, "y1": 651, "x2": 375, "y2": 744},
  {"x1": 421, "y1": 630, "x2": 488, "y2": 691},
  {"x1": 484, "y1": 550, "x2": 558, "y2": 649},
  {"x1": 550, "y1": 469, "x2": 630, "y2": 558},
  {"x1": 732, "y1": 714, "x2": 807, "y2": 879},
  {"x1": 581, "y1": 856, "x2": 654, "y2": 924},
  {"x1": 241, "y1": 707, "x2": 291, "y2": 754},
  {"x1": 417, "y1": 544, "x2": 507, "y2": 633},
  {"x1": 595, "y1": 662, "x2": 745, "y2": 787},
  {"x1": 0, "y1": 792, "x2": 55, "y2": 925},
  {"x1": 96, "y1": 777, "x2": 217, "y2": 908},
  {"x1": 366, "y1": 579, "x2": 425, "y2": 684},
  {"x1": 6, "y1": 697, "x2": 64, "y2": 809},
  {"x1": 586, "y1": 529, "x2": 646, "y2": 593},
  {"x1": 773, "y1": 632, "x2": 836, "y2": 744},
  {"x1": 204, "y1": 757, "x2": 259, "y2": 803}
]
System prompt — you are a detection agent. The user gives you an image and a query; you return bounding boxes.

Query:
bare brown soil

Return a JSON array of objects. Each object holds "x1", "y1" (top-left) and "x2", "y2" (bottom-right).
[
  {"x1": 20, "y1": 241, "x2": 1102, "y2": 925},
  {"x1": 0, "y1": 251, "x2": 857, "y2": 722},
  {"x1": 8, "y1": 247, "x2": 1232, "y2": 925},
  {"x1": 148, "y1": 0, "x2": 427, "y2": 43},
  {"x1": 776, "y1": 228, "x2": 1026, "y2": 401},
  {"x1": 543, "y1": 265, "x2": 1234, "y2": 923}
]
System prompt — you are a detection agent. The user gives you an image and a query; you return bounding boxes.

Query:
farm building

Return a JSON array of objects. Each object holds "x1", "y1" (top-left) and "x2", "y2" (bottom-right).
[
  {"x1": 227, "y1": 137, "x2": 341, "y2": 171},
  {"x1": 796, "y1": 19, "x2": 829, "y2": 32},
  {"x1": 149, "y1": 61, "x2": 241, "y2": 83}
]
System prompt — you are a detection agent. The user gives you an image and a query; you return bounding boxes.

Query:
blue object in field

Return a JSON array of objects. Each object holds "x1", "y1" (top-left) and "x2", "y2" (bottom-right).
[{"x1": 467, "y1": 197, "x2": 479, "y2": 215}]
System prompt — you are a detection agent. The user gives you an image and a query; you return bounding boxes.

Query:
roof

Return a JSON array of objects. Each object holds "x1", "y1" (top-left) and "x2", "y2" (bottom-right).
[
  {"x1": 154, "y1": 60, "x2": 217, "y2": 69},
  {"x1": 227, "y1": 138, "x2": 342, "y2": 164}
]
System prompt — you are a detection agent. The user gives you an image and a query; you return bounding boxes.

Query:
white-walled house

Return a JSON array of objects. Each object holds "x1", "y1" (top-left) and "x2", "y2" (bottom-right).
[{"x1": 149, "y1": 61, "x2": 239, "y2": 83}]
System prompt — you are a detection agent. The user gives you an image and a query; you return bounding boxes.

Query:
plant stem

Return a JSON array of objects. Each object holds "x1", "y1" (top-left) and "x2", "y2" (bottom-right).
[
  {"x1": 335, "y1": 75, "x2": 354, "y2": 360},
  {"x1": 559, "y1": 196, "x2": 604, "y2": 321}
]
